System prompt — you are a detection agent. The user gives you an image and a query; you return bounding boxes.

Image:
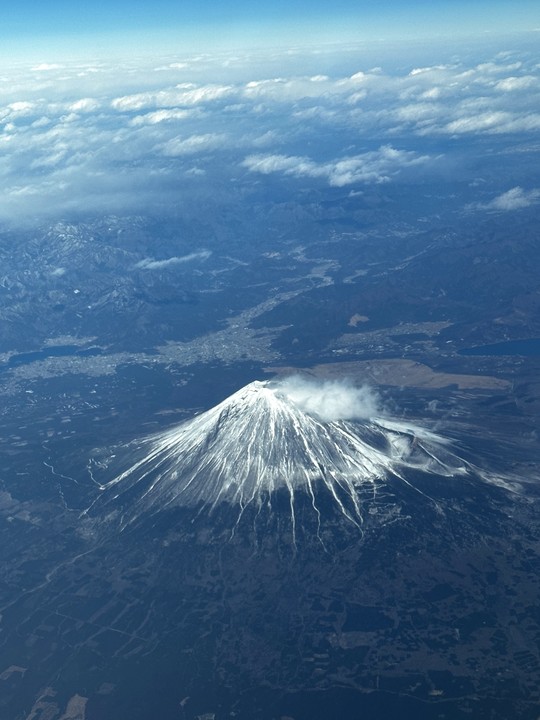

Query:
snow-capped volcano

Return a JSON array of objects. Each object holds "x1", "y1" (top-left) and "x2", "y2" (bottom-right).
[{"x1": 86, "y1": 378, "x2": 471, "y2": 533}]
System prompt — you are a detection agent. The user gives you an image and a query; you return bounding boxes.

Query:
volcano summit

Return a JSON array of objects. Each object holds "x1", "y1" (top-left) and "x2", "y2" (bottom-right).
[{"x1": 87, "y1": 378, "x2": 472, "y2": 536}]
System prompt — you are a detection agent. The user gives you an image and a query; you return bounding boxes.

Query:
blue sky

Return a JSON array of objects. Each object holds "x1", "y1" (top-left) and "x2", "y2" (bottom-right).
[{"x1": 3, "y1": 0, "x2": 540, "y2": 59}]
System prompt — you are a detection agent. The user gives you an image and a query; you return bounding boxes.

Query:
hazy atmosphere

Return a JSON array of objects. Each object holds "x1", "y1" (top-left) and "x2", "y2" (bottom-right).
[{"x1": 1, "y1": 3, "x2": 540, "y2": 720}]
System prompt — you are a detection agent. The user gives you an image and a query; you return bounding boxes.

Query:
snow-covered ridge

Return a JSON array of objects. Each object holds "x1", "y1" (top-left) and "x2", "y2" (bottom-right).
[{"x1": 86, "y1": 379, "x2": 470, "y2": 534}]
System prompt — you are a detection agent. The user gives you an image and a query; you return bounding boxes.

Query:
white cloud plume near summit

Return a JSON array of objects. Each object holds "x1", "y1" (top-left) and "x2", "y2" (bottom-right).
[{"x1": 276, "y1": 376, "x2": 380, "y2": 421}]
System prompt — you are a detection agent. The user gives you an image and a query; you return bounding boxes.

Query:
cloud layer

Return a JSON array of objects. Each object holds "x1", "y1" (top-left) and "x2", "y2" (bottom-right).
[{"x1": 0, "y1": 39, "x2": 538, "y2": 223}]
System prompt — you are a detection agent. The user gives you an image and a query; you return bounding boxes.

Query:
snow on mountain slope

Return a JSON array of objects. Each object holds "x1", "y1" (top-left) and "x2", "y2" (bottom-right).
[{"x1": 85, "y1": 378, "x2": 474, "y2": 535}]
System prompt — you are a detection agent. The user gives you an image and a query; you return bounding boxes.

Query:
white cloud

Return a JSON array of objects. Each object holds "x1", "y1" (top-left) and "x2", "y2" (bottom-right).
[
  {"x1": 69, "y1": 98, "x2": 101, "y2": 112},
  {"x1": 251, "y1": 130, "x2": 280, "y2": 147},
  {"x1": 483, "y1": 187, "x2": 540, "y2": 211},
  {"x1": 442, "y1": 111, "x2": 540, "y2": 135},
  {"x1": 172, "y1": 84, "x2": 234, "y2": 105},
  {"x1": 135, "y1": 251, "x2": 211, "y2": 269},
  {"x1": 277, "y1": 376, "x2": 380, "y2": 421},
  {"x1": 50, "y1": 267, "x2": 66, "y2": 276},
  {"x1": 31, "y1": 117, "x2": 51, "y2": 128},
  {"x1": 111, "y1": 84, "x2": 234, "y2": 112},
  {"x1": 292, "y1": 106, "x2": 337, "y2": 120},
  {"x1": 495, "y1": 75, "x2": 537, "y2": 91},
  {"x1": 243, "y1": 77, "x2": 302, "y2": 100},
  {"x1": 130, "y1": 109, "x2": 195, "y2": 125},
  {"x1": 162, "y1": 133, "x2": 227, "y2": 156},
  {"x1": 409, "y1": 64, "x2": 450, "y2": 76},
  {"x1": 110, "y1": 93, "x2": 159, "y2": 112},
  {"x1": 394, "y1": 102, "x2": 444, "y2": 122},
  {"x1": 242, "y1": 145, "x2": 430, "y2": 186},
  {"x1": 185, "y1": 166, "x2": 206, "y2": 176},
  {"x1": 444, "y1": 111, "x2": 511, "y2": 134},
  {"x1": 475, "y1": 61, "x2": 522, "y2": 75},
  {"x1": 31, "y1": 63, "x2": 63, "y2": 71},
  {"x1": 0, "y1": 43, "x2": 538, "y2": 223},
  {"x1": 8, "y1": 101, "x2": 34, "y2": 114},
  {"x1": 420, "y1": 87, "x2": 441, "y2": 99}
]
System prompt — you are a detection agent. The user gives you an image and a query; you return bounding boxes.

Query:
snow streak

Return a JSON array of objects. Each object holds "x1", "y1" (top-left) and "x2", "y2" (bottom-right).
[{"x1": 85, "y1": 380, "x2": 470, "y2": 536}]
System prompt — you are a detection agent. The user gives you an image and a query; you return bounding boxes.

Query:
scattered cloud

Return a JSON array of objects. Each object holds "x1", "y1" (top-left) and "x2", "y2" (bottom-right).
[{"x1": 0, "y1": 42, "x2": 537, "y2": 223}]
